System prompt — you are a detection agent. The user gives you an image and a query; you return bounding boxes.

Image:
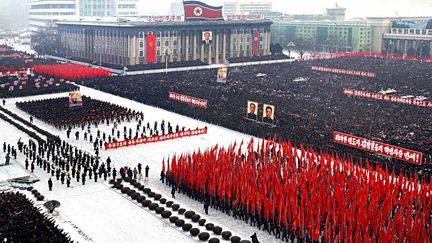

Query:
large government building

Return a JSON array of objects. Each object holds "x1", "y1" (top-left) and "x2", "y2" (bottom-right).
[{"x1": 56, "y1": 20, "x2": 272, "y2": 66}]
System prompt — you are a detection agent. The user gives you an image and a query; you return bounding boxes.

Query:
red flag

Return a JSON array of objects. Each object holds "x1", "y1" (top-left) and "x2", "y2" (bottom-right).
[
  {"x1": 146, "y1": 34, "x2": 157, "y2": 63},
  {"x1": 253, "y1": 31, "x2": 260, "y2": 56},
  {"x1": 183, "y1": 1, "x2": 224, "y2": 21}
]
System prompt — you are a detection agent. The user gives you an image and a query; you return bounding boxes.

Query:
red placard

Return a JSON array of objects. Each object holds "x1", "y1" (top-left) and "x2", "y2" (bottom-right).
[
  {"x1": 168, "y1": 91, "x2": 208, "y2": 109},
  {"x1": 146, "y1": 34, "x2": 157, "y2": 63},
  {"x1": 105, "y1": 127, "x2": 207, "y2": 150},
  {"x1": 311, "y1": 66, "x2": 376, "y2": 78},
  {"x1": 333, "y1": 131, "x2": 423, "y2": 165},
  {"x1": 343, "y1": 88, "x2": 432, "y2": 108}
]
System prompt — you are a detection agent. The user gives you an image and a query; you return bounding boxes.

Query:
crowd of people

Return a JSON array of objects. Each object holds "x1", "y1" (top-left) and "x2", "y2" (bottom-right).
[
  {"x1": 0, "y1": 74, "x2": 78, "y2": 98},
  {"x1": 16, "y1": 96, "x2": 142, "y2": 129},
  {"x1": 69, "y1": 117, "x2": 189, "y2": 147},
  {"x1": 80, "y1": 56, "x2": 432, "y2": 177},
  {"x1": 164, "y1": 139, "x2": 432, "y2": 242},
  {"x1": 0, "y1": 192, "x2": 71, "y2": 242},
  {"x1": 33, "y1": 64, "x2": 111, "y2": 80},
  {"x1": 0, "y1": 46, "x2": 79, "y2": 98},
  {"x1": 0, "y1": 45, "x2": 55, "y2": 69}
]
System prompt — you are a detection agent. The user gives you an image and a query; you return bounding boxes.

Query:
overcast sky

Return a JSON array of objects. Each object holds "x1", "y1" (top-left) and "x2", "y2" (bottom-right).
[{"x1": 144, "y1": 0, "x2": 432, "y2": 18}]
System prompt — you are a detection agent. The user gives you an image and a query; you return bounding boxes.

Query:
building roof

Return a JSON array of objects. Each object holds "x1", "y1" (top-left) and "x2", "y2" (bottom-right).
[{"x1": 56, "y1": 19, "x2": 272, "y2": 28}]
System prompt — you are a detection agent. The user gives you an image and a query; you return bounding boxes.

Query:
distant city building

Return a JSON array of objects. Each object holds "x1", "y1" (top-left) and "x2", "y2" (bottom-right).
[
  {"x1": 271, "y1": 21, "x2": 373, "y2": 53},
  {"x1": 265, "y1": 4, "x2": 345, "y2": 23},
  {"x1": 170, "y1": 2, "x2": 184, "y2": 15},
  {"x1": 116, "y1": 0, "x2": 140, "y2": 16},
  {"x1": 79, "y1": 0, "x2": 117, "y2": 17},
  {"x1": 326, "y1": 3, "x2": 346, "y2": 21},
  {"x1": 224, "y1": 1, "x2": 272, "y2": 16},
  {"x1": 29, "y1": 0, "x2": 78, "y2": 31},
  {"x1": 382, "y1": 24, "x2": 432, "y2": 56},
  {"x1": 78, "y1": 0, "x2": 140, "y2": 17},
  {"x1": 270, "y1": 16, "x2": 432, "y2": 55},
  {"x1": 29, "y1": 0, "x2": 140, "y2": 32}
]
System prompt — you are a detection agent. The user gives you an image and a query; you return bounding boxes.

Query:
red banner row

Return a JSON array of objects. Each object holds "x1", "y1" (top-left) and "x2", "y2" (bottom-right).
[
  {"x1": 0, "y1": 70, "x2": 31, "y2": 77},
  {"x1": 104, "y1": 127, "x2": 208, "y2": 150},
  {"x1": 343, "y1": 88, "x2": 432, "y2": 108},
  {"x1": 333, "y1": 131, "x2": 423, "y2": 165},
  {"x1": 311, "y1": 66, "x2": 376, "y2": 78},
  {"x1": 168, "y1": 91, "x2": 208, "y2": 109},
  {"x1": 305, "y1": 52, "x2": 432, "y2": 63}
]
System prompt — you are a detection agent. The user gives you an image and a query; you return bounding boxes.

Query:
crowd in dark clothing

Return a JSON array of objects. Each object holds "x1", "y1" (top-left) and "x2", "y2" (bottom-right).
[
  {"x1": 80, "y1": 56, "x2": 431, "y2": 177},
  {"x1": 0, "y1": 47, "x2": 78, "y2": 98},
  {"x1": 54, "y1": 53, "x2": 207, "y2": 71},
  {"x1": 0, "y1": 74, "x2": 78, "y2": 98},
  {"x1": 16, "y1": 96, "x2": 142, "y2": 129},
  {"x1": 228, "y1": 54, "x2": 289, "y2": 63},
  {"x1": 69, "y1": 117, "x2": 189, "y2": 147},
  {"x1": 0, "y1": 45, "x2": 56, "y2": 69},
  {"x1": 0, "y1": 192, "x2": 71, "y2": 242}
]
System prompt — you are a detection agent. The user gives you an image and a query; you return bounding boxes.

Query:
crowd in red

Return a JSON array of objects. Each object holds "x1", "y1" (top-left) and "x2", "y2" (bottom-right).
[
  {"x1": 33, "y1": 64, "x2": 111, "y2": 80},
  {"x1": 166, "y1": 138, "x2": 431, "y2": 242}
]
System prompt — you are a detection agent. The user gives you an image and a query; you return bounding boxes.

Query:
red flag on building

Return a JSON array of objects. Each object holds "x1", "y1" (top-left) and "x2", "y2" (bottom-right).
[
  {"x1": 253, "y1": 31, "x2": 259, "y2": 56},
  {"x1": 146, "y1": 34, "x2": 157, "y2": 63},
  {"x1": 183, "y1": 1, "x2": 224, "y2": 21}
]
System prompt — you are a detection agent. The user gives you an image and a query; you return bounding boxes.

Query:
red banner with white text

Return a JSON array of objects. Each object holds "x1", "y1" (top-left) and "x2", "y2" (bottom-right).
[
  {"x1": 343, "y1": 88, "x2": 432, "y2": 108},
  {"x1": 105, "y1": 127, "x2": 208, "y2": 150},
  {"x1": 333, "y1": 131, "x2": 423, "y2": 165},
  {"x1": 168, "y1": 91, "x2": 208, "y2": 109},
  {"x1": 146, "y1": 34, "x2": 157, "y2": 63},
  {"x1": 311, "y1": 66, "x2": 376, "y2": 78}
]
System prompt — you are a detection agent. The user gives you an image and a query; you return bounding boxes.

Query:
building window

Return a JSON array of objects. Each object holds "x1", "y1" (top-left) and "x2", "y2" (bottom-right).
[{"x1": 139, "y1": 50, "x2": 144, "y2": 56}]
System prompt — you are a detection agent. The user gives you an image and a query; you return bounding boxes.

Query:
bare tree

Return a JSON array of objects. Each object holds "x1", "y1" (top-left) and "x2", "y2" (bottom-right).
[{"x1": 293, "y1": 37, "x2": 310, "y2": 59}]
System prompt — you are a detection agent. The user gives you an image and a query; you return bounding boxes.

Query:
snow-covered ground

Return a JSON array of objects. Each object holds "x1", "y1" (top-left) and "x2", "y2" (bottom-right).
[{"x1": 0, "y1": 85, "x2": 286, "y2": 243}]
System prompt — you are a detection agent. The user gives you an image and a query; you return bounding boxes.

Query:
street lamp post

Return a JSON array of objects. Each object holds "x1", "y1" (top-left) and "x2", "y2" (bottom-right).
[
  {"x1": 386, "y1": 41, "x2": 394, "y2": 66},
  {"x1": 287, "y1": 42, "x2": 295, "y2": 59}
]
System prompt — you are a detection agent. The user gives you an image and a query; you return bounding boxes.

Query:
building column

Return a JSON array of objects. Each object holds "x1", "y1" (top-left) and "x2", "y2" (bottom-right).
[
  {"x1": 430, "y1": 41, "x2": 432, "y2": 56},
  {"x1": 193, "y1": 31, "x2": 197, "y2": 60},
  {"x1": 177, "y1": 32, "x2": 182, "y2": 62},
  {"x1": 237, "y1": 32, "x2": 241, "y2": 57},
  {"x1": 229, "y1": 31, "x2": 234, "y2": 58},
  {"x1": 200, "y1": 32, "x2": 205, "y2": 62},
  {"x1": 127, "y1": 35, "x2": 131, "y2": 65},
  {"x1": 214, "y1": 30, "x2": 219, "y2": 64},
  {"x1": 265, "y1": 31, "x2": 270, "y2": 55},
  {"x1": 208, "y1": 42, "x2": 212, "y2": 64},
  {"x1": 185, "y1": 31, "x2": 190, "y2": 61},
  {"x1": 161, "y1": 34, "x2": 166, "y2": 63},
  {"x1": 243, "y1": 32, "x2": 247, "y2": 57},
  {"x1": 222, "y1": 31, "x2": 227, "y2": 63},
  {"x1": 169, "y1": 34, "x2": 174, "y2": 62},
  {"x1": 143, "y1": 33, "x2": 147, "y2": 64}
]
